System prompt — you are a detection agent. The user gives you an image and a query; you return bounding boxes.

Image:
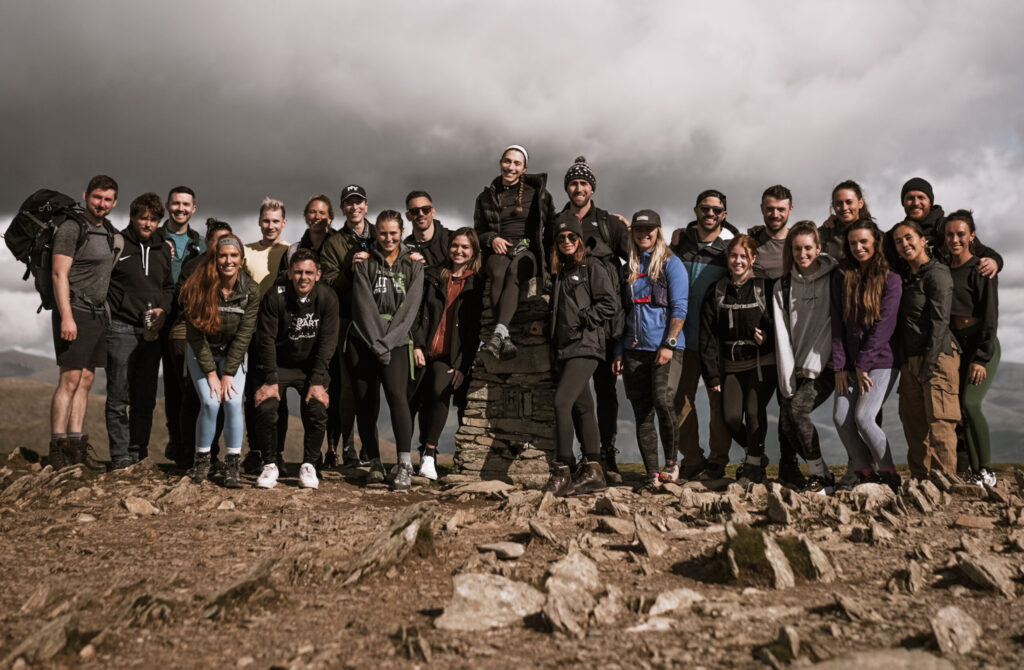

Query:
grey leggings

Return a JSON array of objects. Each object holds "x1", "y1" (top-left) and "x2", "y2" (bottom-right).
[{"x1": 833, "y1": 367, "x2": 896, "y2": 470}]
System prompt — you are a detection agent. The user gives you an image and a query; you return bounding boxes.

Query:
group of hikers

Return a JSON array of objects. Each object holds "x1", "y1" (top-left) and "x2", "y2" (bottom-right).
[{"x1": 36, "y1": 146, "x2": 1001, "y2": 496}]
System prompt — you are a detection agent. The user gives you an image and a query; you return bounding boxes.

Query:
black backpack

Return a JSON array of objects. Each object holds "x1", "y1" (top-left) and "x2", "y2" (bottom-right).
[{"x1": 4, "y1": 189, "x2": 118, "y2": 312}]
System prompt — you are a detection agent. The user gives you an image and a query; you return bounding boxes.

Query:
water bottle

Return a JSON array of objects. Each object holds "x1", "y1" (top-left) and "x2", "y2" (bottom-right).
[{"x1": 143, "y1": 301, "x2": 159, "y2": 342}]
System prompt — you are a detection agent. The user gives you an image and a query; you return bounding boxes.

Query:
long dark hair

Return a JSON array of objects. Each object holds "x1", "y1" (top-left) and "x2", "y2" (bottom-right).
[
  {"x1": 550, "y1": 235, "x2": 586, "y2": 275},
  {"x1": 841, "y1": 220, "x2": 888, "y2": 325},
  {"x1": 442, "y1": 227, "x2": 482, "y2": 281},
  {"x1": 782, "y1": 221, "x2": 821, "y2": 276}
]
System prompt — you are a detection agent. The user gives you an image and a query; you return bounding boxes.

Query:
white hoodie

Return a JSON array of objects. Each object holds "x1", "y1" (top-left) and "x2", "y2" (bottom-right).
[{"x1": 773, "y1": 254, "x2": 838, "y2": 398}]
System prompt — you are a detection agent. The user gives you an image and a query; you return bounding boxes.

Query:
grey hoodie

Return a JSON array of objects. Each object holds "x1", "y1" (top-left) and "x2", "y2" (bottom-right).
[
  {"x1": 350, "y1": 243, "x2": 424, "y2": 365},
  {"x1": 773, "y1": 254, "x2": 838, "y2": 398}
]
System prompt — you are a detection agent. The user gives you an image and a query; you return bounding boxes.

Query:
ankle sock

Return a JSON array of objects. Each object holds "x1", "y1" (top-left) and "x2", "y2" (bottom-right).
[
  {"x1": 398, "y1": 452, "x2": 412, "y2": 465},
  {"x1": 52, "y1": 433, "x2": 67, "y2": 441},
  {"x1": 807, "y1": 458, "x2": 828, "y2": 477},
  {"x1": 494, "y1": 323, "x2": 509, "y2": 339},
  {"x1": 67, "y1": 432, "x2": 82, "y2": 440},
  {"x1": 745, "y1": 454, "x2": 762, "y2": 466}
]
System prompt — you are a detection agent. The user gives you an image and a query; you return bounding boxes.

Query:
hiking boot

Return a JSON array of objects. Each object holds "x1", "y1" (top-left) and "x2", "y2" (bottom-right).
[
  {"x1": 802, "y1": 472, "x2": 836, "y2": 496},
  {"x1": 572, "y1": 460, "x2": 607, "y2": 495},
  {"x1": 600, "y1": 445, "x2": 622, "y2": 484},
  {"x1": 110, "y1": 457, "x2": 133, "y2": 471},
  {"x1": 322, "y1": 447, "x2": 339, "y2": 470},
  {"x1": 299, "y1": 462, "x2": 319, "y2": 489},
  {"x1": 659, "y1": 460, "x2": 679, "y2": 484},
  {"x1": 366, "y1": 458, "x2": 386, "y2": 485},
  {"x1": 877, "y1": 469, "x2": 901, "y2": 493},
  {"x1": 633, "y1": 472, "x2": 660, "y2": 493},
  {"x1": 701, "y1": 462, "x2": 727, "y2": 480},
  {"x1": 481, "y1": 332, "x2": 503, "y2": 358},
  {"x1": 70, "y1": 435, "x2": 105, "y2": 471},
  {"x1": 255, "y1": 463, "x2": 279, "y2": 489},
  {"x1": 224, "y1": 453, "x2": 242, "y2": 489},
  {"x1": 241, "y1": 450, "x2": 263, "y2": 476},
  {"x1": 418, "y1": 455, "x2": 438, "y2": 481},
  {"x1": 190, "y1": 452, "x2": 211, "y2": 484},
  {"x1": 541, "y1": 463, "x2": 574, "y2": 497},
  {"x1": 777, "y1": 457, "x2": 807, "y2": 489},
  {"x1": 736, "y1": 462, "x2": 766, "y2": 486},
  {"x1": 391, "y1": 462, "x2": 415, "y2": 491},
  {"x1": 48, "y1": 437, "x2": 70, "y2": 471},
  {"x1": 679, "y1": 459, "x2": 708, "y2": 482},
  {"x1": 499, "y1": 336, "x2": 517, "y2": 360}
]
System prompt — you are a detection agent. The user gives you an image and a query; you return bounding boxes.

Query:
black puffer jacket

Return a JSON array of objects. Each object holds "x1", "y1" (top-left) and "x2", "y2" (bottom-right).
[
  {"x1": 107, "y1": 225, "x2": 174, "y2": 326},
  {"x1": 473, "y1": 173, "x2": 555, "y2": 281},
  {"x1": 413, "y1": 266, "x2": 484, "y2": 374},
  {"x1": 897, "y1": 258, "x2": 957, "y2": 380},
  {"x1": 550, "y1": 242, "x2": 619, "y2": 361}
]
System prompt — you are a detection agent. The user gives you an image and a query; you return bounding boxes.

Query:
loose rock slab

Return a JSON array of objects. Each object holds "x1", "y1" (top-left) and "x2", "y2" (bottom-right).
[
  {"x1": 344, "y1": 501, "x2": 438, "y2": 585},
  {"x1": 634, "y1": 513, "x2": 668, "y2": 557},
  {"x1": 435, "y1": 573, "x2": 545, "y2": 631},
  {"x1": 649, "y1": 588, "x2": 705, "y2": 616},
  {"x1": 930, "y1": 606, "x2": 982, "y2": 656},
  {"x1": 122, "y1": 496, "x2": 160, "y2": 516},
  {"x1": 810, "y1": 649, "x2": 954, "y2": 669},
  {"x1": 477, "y1": 542, "x2": 525, "y2": 560}
]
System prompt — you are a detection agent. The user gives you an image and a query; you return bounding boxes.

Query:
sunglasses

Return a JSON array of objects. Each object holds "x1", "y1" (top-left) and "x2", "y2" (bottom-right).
[
  {"x1": 345, "y1": 197, "x2": 367, "y2": 205},
  {"x1": 699, "y1": 205, "x2": 724, "y2": 215},
  {"x1": 556, "y1": 232, "x2": 579, "y2": 242},
  {"x1": 407, "y1": 205, "x2": 433, "y2": 216}
]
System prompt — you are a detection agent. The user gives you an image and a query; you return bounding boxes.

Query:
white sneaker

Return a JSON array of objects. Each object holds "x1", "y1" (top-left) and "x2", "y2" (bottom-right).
[
  {"x1": 256, "y1": 463, "x2": 279, "y2": 489},
  {"x1": 299, "y1": 462, "x2": 319, "y2": 490},
  {"x1": 419, "y1": 455, "x2": 438, "y2": 480},
  {"x1": 979, "y1": 468, "x2": 997, "y2": 488}
]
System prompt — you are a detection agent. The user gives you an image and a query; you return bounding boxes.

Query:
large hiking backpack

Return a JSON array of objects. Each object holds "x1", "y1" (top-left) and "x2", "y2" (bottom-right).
[{"x1": 4, "y1": 189, "x2": 117, "y2": 312}]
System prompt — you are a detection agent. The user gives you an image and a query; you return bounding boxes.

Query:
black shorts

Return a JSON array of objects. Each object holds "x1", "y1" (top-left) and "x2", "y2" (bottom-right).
[{"x1": 52, "y1": 307, "x2": 108, "y2": 370}]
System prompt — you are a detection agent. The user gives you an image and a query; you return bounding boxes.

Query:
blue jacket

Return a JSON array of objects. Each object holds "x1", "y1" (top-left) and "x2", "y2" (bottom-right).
[{"x1": 617, "y1": 250, "x2": 689, "y2": 354}]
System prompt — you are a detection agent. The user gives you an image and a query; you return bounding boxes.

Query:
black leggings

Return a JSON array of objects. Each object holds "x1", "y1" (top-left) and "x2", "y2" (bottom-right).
[
  {"x1": 346, "y1": 338, "x2": 413, "y2": 459},
  {"x1": 721, "y1": 366, "x2": 777, "y2": 458},
  {"x1": 485, "y1": 249, "x2": 536, "y2": 327},
  {"x1": 555, "y1": 357, "x2": 601, "y2": 464},
  {"x1": 419, "y1": 358, "x2": 456, "y2": 447},
  {"x1": 779, "y1": 373, "x2": 834, "y2": 462}
]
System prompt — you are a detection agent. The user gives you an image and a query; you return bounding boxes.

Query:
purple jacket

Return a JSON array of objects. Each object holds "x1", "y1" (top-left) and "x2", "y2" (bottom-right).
[{"x1": 830, "y1": 261, "x2": 901, "y2": 372}]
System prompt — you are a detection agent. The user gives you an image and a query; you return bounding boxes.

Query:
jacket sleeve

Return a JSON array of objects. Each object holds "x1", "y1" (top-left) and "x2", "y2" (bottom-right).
[
  {"x1": 412, "y1": 283, "x2": 431, "y2": 352},
  {"x1": 454, "y1": 282, "x2": 484, "y2": 374},
  {"x1": 310, "y1": 290, "x2": 339, "y2": 386},
  {"x1": 256, "y1": 290, "x2": 280, "y2": 384},
  {"x1": 830, "y1": 270, "x2": 848, "y2": 372},
  {"x1": 773, "y1": 281, "x2": 797, "y2": 399},
  {"x1": 700, "y1": 282, "x2": 721, "y2": 388},
  {"x1": 473, "y1": 193, "x2": 497, "y2": 248},
  {"x1": 972, "y1": 236, "x2": 1004, "y2": 272},
  {"x1": 972, "y1": 274, "x2": 999, "y2": 365},
  {"x1": 158, "y1": 246, "x2": 175, "y2": 315},
  {"x1": 917, "y1": 267, "x2": 954, "y2": 380},
  {"x1": 223, "y1": 282, "x2": 260, "y2": 376},
  {"x1": 319, "y1": 235, "x2": 345, "y2": 291},
  {"x1": 611, "y1": 216, "x2": 630, "y2": 261},
  {"x1": 380, "y1": 260, "x2": 424, "y2": 353},
  {"x1": 666, "y1": 256, "x2": 689, "y2": 340},
  {"x1": 579, "y1": 263, "x2": 618, "y2": 330},
  {"x1": 186, "y1": 321, "x2": 217, "y2": 376},
  {"x1": 855, "y1": 272, "x2": 901, "y2": 371},
  {"x1": 350, "y1": 261, "x2": 388, "y2": 359}
]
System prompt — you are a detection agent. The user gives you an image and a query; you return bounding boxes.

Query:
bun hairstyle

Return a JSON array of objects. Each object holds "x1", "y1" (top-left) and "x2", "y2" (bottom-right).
[
  {"x1": 501, "y1": 145, "x2": 528, "y2": 216},
  {"x1": 831, "y1": 180, "x2": 873, "y2": 221},
  {"x1": 204, "y1": 218, "x2": 232, "y2": 243}
]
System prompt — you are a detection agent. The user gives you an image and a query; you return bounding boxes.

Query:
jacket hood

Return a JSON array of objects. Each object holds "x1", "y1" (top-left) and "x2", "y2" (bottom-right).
[
  {"x1": 584, "y1": 235, "x2": 614, "y2": 259},
  {"x1": 122, "y1": 224, "x2": 165, "y2": 249},
  {"x1": 789, "y1": 253, "x2": 838, "y2": 283}
]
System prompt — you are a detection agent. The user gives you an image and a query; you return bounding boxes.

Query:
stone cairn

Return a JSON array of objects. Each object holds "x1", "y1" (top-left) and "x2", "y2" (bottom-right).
[{"x1": 449, "y1": 278, "x2": 556, "y2": 489}]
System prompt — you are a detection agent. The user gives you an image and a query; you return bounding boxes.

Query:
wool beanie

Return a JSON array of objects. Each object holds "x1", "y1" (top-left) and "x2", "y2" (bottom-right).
[
  {"x1": 564, "y1": 156, "x2": 597, "y2": 190},
  {"x1": 900, "y1": 177, "x2": 934, "y2": 204},
  {"x1": 554, "y1": 211, "x2": 584, "y2": 238}
]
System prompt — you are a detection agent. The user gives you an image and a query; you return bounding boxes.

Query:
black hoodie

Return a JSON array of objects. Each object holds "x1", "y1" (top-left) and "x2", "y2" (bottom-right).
[
  {"x1": 404, "y1": 219, "x2": 453, "y2": 268},
  {"x1": 107, "y1": 225, "x2": 174, "y2": 326},
  {"x1": 255, "y1": 282, "x2": 339, "y2": 386}
]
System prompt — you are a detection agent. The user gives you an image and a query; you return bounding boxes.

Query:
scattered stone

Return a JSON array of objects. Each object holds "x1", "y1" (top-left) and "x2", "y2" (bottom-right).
[
  {"x1": 76, "y1": 513, "x2": 96, "y2": 523},
  {"x1": 477, "y1": 542, "x2": 524, "y2": 560},
  {"x1": 723, "y1": 523, "x2": 794, "y2": 589},
  {"x1": 542, "y1": 575, "x2": 596, "y2": 638},
  {"x1": 929, "y1": 469, "x2": 956, "y2": 492},
  {"x1": 79, "y1": 644, "x2": 95, "y2": 660},
  {"x1": 660, "y1": 482, "x2": 683, "y2": 497},
  {"x1": 444, "y1": 509, "x2": 467, "y2": 533},
  {"x1": 434, "y1": 573, "x2": 546, "y2": 631},
  {"x1": 203, "y1": 558, "x2": 280, "y2": 619},
  {"x1": 809, "y1": 649, "x2": 954, "y2": 669},
  {"x1": 796, "y1": 535, "x2": 836, "y2": 583},
  {"x1": 20, "y1": 583, "x2": 54, "y2": 614},
  {"x1": 121, "y1": 496, "x2": 160, "y2": 516},
  {"x1": 1, "y1": 614, "x2": 81, "y2": 666},
  {"x1": 959, "y1": 533, "x2": 983, "y2": 555},
  {"x1": 159, "y1": 477, "x2": 204, "y2": 507},
  {"x1": 918, "y1": 479, "x2": 943, "y2": 506},
  {"x1": 528, "y1": 519, "x2": 561, "y2": 547},
  {"x1": 594, "y1": 495, "x2": 629, "y2": 518},
  {"x1": 767, "y1": 492, "x2": 791, "y2": 525},
  {"x1": 648, "y1": 588, "x2": 704, "y2": 616},
  {"x1": 951, "y1": 484, "x2": 988, "y2": 500},
  {"x1": 591, "y1": 584, "x2": 626, "y2": 626},
  {"x1": 779, "y1": 625, "x2": 800, "y2": 659},
  {"x1": 344, "y1": 501, "x2": 437, "y2": 585},
  {"x1": 833, "y1": 593, "x2": 873, "y2": 622},
  {"x1": 890, "y1": 559, "x2": 926, "y2": 595},
  {"x1": 1008, "y1": 530, "x2": 1024, "y2": 553},
  {"x1": 546, "y1": 550, "x2": 601, "y2": 594},
  {"x1": 930, "y1": 606, "x2": 981, "y2": 656},
  {"x1": 851, "y1": 520, "x2": 895, "y2": 546},
  {"x1": 217, "y1": 500, "x2": 236, "y2": 511},
  {"x1": 850, "y1": 483, "x2": 896, "y2": 512},
  {"x1": 626, "y1": 617, "x2": 674, "y2": 632},
  {"x1": 536, "y1": 491, "x2": 557, "y2": 516},
  {"x1": 957, "y1": 554, "x2": 1017, "y2": 598},
  {"x1": 905, "y1": 486, "x2": 932, "y2": 514},
  {"x1": 953, "y1": 514, "x2": 996, "y2": 530},
  {"x1": 634, "y1": 513, "x2": 669, "y2": 558},
  {"x1": 440, "y1": 480, "x2": 515, "y2": 499},
  {"x1": 596, "y1": 515, "x2": 635, "y2": 536}
]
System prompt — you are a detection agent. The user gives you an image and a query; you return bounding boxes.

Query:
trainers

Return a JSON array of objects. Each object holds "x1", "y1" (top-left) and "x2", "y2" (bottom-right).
[
  {"x1": 778, "y1": 457, "x2": 807, "y2": 489},
  {"x1": 341, "y1": 442, "x2": 358, "y2": 467},
  {"x1": 632, "y1": 472, "x2": 660, "y2": 493},
  {"x1": 224, "y1": 453, "x2": 242, "y2": 489},
  {"x1": 877, "y1": 469, "x2": 901, "y2": 493},
  {"x1": 419, "y1": 455, "x2": 438, "y2": 480},
  {"x1": 242, "y1": 450, "x2": 263, "y2": 476},
  {"x1": 299, "y1": 463, "x2": 319, "y2": 489},
  {"x1": 255, "y1": 463, "x2": 279, "y2": 489},
  {"x1": 110, "y1": 456, "x2": 133, "y2": 471},
  {"x1": 357, "y1": 448, "x2": 370, "y2": 466},
  {"x1": 499, "y1": 336, "x2": 517, "y2": 360},
  {"x1": 190, "y1": 452, "x2": 211, "y2": 484},
  {"x1": 679, "y1": 459, "x2": 708, "y2": 482},
  {"x1": 978, "y1": 468, "x2": 997, "y2": 488},
  {"x1": 366, "y1": 458, "x2": 386, "y2": 485},
  {"x1": 659, "y1": 460, "x2": 679, "y2": 484},
  {"x1": 802, "y1": 473, "x2": 836, "y2": 496},
  {"x1": 323, "y1": 448, "x2": 339, "y2": 470},
  {"x1": 701, "y1": 462, "x2": 727, "y2": 480},
  {"x1": 736, "y1": 462, "x2": 766, "y2": 486},
  {"x1": 481, "y1": 332, "x2": 503, "y2": 358},
  {"x1": 835, "y1": 469, "x2": 861, "y2": 491},
  {"x1": 391, "y1": 462, "x2": 414, "y2": 491}
]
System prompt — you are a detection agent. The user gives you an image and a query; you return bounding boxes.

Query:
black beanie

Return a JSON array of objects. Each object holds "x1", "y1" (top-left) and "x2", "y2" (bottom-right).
[
  {"x1": 901, "y1": 177, "x2": 933, "y2": 203},
  {"x1": 554, "y1": 211, "x2": 584, "y2": 238},
  {"x1": 564, "y1": 156, "x2": 597, "y2": 190}
]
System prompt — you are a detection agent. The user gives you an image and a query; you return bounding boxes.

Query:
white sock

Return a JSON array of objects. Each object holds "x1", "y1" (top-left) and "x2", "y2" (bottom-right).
[
  {"x1": 399, "y1": 452, "x2": 412, "y2": 465},
  {"x1": 806, "y1": 458, "x2": 828, "y2": 477},
  {"x1": 745, "y1": 454, "x2": 762, "y2": 466},
  {"x1": 196, "y1": 447, "x2": 211, "y2": 454},
  {"x1": 227, "y1": 448, "x2": 241, "y2": 456},
  {"x1": 494, "y1": 323, "x2": 509, "y2": 339}
]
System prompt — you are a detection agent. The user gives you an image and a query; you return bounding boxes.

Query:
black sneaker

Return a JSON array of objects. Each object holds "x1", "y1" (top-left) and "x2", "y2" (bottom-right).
[
  {"x1": 110, "y1": 456, "x2": 133, "y2": 471},
  {"x1": 877, "y1": 470, "x2": 901, "y2": 493},
  {"x1": 241, "y1": 450, "x2": 263, "y2": 476},
  {"x1": 835, "y1": 470, "x2": 860, "y2": 491},
  {"x1": 341, "y1": 443, "x2": 360, "y2": 468},
  {"x1": 499, "y1": 336, "x2": 517, "y2": 360},
  {"x1": 778, "y1": 457, "x2": 807, "y2": 489},
  {"x1": 802, "y1": 472, "x2": 836, "y2": 495},
  {"x1": 736, "y1": 462, "x2": 766, "y2": 485},
  {"x1": 323, "y1": 447, "x2": 339, "y2": 470},
  {"x1": 701, "y1": 462, "x2": 727, "y2": 480},
  {"x1": 481, "y1": 332, "x2": 503, "y2": 358},
  {"x1": 357, "y1": 448, "x2": 370, "y2": 466},
  {"x1": 679, "y1": 459, "x2": 708, "y2": 482}
]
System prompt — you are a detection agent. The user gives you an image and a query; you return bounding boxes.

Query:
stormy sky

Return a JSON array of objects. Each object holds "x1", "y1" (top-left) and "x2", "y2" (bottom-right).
[{"x1": 2, "y1": 0, "x2": 1024, "y2": 361}]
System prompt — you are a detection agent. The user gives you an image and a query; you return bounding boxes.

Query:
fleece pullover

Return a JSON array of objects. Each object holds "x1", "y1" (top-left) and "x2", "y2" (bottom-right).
[{"x1": 772, "y1": 255, "x2": 837, "y2": 398}]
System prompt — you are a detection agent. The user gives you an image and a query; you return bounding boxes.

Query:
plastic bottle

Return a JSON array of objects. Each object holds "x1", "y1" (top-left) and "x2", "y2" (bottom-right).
[{"x1": 143, "y1": 301, "x2": 159, "y2": 342}]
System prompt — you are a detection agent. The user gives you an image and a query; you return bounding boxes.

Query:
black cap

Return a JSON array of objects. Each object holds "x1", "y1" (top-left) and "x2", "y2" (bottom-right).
[
  {"x1": 631, "y1": 209, "x2": 662, "y2": 228},
  {"x1": 554, "y1": 211, "x2": 584, "y2": 238},
  {"x1": 340, "y1": 184, "x2": 367, "y2": 203},
  {"x1": 900, "y1": 177, "x2": 933, "y2": 204}
]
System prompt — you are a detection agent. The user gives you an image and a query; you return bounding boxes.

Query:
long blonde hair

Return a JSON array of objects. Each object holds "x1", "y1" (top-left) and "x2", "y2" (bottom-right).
[{"x1": 626, "y1": 227, "x2": 672, "y2": 284}]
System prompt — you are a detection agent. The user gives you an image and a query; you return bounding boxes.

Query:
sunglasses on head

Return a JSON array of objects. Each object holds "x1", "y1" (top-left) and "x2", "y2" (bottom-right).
[
  {"x1": 407, "y1": 205, "x2": 433, "y2": 216},
  {"x1": 556, "y1": 232, "x2": 579, "y2": 242},
  {"x1": 699, "y1": 205, "x2": 724, "y2": 215}
]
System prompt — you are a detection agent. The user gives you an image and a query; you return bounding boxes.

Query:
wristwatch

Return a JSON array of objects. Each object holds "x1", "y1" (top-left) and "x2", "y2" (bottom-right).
[{"x1": 662, "y1": 337, "x2": 677, "y2": 349}]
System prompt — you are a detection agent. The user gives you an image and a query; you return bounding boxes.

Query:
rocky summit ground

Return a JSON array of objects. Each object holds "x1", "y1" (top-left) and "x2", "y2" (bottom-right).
[{"x1": 2, "y1": 449, "x2": 1024, "y2": 669}]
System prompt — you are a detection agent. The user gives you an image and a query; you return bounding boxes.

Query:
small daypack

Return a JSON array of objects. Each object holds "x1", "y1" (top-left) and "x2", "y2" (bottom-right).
[{"x1": 4, "y1": 189, "x2": 121, "y2": 312}]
